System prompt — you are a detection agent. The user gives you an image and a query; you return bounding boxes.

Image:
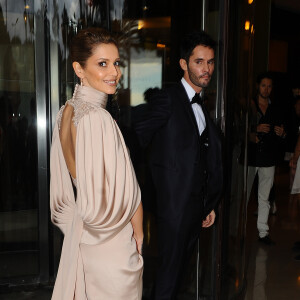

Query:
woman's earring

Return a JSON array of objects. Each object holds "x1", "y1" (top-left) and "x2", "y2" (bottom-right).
[{"x1": 80, "y1": 78, "x2": 83, "y2": 86}]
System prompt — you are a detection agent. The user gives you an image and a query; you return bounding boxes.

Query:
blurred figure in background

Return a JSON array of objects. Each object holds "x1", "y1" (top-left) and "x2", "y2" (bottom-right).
[{"x1": 247, "y1": 72, "x2": 286, "y2": 245}]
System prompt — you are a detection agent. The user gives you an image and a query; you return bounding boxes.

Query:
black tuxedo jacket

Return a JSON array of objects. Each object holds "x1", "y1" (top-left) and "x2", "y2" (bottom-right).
[{"x1": 135, "y1": 83, "x2": 223, "y2": 220}]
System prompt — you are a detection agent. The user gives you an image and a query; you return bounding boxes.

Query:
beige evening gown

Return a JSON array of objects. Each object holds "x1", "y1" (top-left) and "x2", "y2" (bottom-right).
[{"x1": 50, "y1": 84, "x2": 143, "y2": 300}]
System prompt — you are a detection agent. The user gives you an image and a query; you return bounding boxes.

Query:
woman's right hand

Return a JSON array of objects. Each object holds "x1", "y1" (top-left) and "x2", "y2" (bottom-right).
[
  {"x1": 131, "y1": 202, "x2": 144, "y2": 255},
  {"x1": 133, "y1": 232, "x2": 144, "y2": 255}
]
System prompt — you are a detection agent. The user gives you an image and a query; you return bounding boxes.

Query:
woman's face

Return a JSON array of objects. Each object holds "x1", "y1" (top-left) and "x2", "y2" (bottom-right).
[{"x1": 80, "y1": 43, "x2": 121, "y2": 94}]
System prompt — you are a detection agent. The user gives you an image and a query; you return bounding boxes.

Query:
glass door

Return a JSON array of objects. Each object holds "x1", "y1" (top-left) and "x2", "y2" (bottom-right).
[
  {"x1": 0, "y1": 0, "x2": 39, "y2": 282},
  {"x1": 110, "y1": 0, "x2": 225, "y2": 298}
]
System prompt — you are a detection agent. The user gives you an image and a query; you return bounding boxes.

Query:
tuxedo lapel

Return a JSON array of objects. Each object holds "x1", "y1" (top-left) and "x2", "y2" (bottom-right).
[{"x1": 176, "y1": 83, "x2": 201, "y2": 140}]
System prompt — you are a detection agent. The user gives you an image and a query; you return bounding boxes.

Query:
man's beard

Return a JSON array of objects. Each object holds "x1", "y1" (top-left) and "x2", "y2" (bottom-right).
[
  {"x1": 259, "y1": 92, "x2": 270, "y2": 99},
  {"x1": 187, "y1": 67, "x2": 211, "y2": 88}
]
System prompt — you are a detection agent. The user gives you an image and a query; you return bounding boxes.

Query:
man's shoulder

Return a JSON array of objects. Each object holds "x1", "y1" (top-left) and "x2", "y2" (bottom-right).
[
  {"x1": 162, "y1": 82, "x2": 186, "y2": 98},
  {"x1": 147, "y1": 83, "x2": 184, "y2": 101},
  {"x1": 165, "y1": 82, "x2": 184, "y2": 92}
]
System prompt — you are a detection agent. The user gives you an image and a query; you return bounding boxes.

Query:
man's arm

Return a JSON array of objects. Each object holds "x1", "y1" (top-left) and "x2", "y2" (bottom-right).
[{"x1": 134, "y1": 89, "x2": 172, "y2": 148}]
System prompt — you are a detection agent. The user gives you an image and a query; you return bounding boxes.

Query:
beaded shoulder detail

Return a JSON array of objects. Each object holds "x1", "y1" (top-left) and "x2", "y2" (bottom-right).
[
  {"x1": 57, "y1": 99, "x2": 102, "y2": 130},
  {"x1": 57, "y1": 105, "x2": 65, "y2": 130},
  {"x1": 57, "y1": 85, "x2": 107, "y2": 130}
]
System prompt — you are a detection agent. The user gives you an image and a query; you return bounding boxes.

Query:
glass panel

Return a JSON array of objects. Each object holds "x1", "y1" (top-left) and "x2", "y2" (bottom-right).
[
  {"x1": 205, "y1": 0, "x2": 222, "y2": 120},
  {"x1": 0, "y1": 0, "x2": 39, "y2": 279},
  {"x1": 221, "y1": 0, "x2": 260, "y2": 298},
  {"x1": 110, "y1": 0, "x2": 223, "y2": 298}
]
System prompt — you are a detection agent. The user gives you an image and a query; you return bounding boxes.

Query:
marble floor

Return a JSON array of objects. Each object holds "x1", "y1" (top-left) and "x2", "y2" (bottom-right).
[
  {"x1": 0, "y1": 286, "x2": 52, "y2": 300},
  {"x1": 1, "y1": 165, "x2": 300, "y2": 299},
  {"x1": 244, "y1": 165, "x2": 300, "y2": 300}
]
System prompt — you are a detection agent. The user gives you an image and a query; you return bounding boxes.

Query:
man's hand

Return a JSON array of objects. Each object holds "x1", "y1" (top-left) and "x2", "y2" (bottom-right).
[
  {"x1": 257, "y1": 124, "x2": 270, "y2": 133},
  {"x1": 202, "y1": 210, "x2": 216, "y2": 228},
  {"x1": 274, "y1": 125, "x2": 285, "y2": 137}
]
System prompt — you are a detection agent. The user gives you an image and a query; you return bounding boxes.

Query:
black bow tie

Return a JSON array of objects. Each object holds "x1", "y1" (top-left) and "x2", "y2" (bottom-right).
[{"x1": 191, "y1": 93, "x2": 203, "y2": 105}]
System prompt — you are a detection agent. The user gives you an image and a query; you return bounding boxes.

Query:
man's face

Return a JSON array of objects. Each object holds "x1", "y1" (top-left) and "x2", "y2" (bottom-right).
[
  {"x1": 258, "y1": 78, "x2": 272, "y2": 99},
  {"x1": 180, "y1": 45, "x2": 215, "y2": 93}
]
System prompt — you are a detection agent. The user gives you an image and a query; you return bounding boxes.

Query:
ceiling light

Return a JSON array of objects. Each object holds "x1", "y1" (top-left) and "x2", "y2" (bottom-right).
[{"x1": 245, "y1": 20, "x2": 250, "y2": 31}]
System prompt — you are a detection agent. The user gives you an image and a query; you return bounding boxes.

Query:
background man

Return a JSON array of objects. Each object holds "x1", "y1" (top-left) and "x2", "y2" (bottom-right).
[
  {"x1": 247, "y1": 72, "x2": 286, "y2": 245},
  {"x1": 135, "y1": 31, "x2": 223, "y2": 299}
]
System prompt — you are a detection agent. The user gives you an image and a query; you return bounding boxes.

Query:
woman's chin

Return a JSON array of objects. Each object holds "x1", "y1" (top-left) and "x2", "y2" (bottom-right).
[{"x1": 106, "y1": 87, "x2": 117, "y2": 95}]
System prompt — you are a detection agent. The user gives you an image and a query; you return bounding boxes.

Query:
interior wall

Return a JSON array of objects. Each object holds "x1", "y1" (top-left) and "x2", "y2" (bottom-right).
[
  {"x1": 269, "y1": 40, "x2": 288, "y2": 73},
  {"x1": 252, "y1": 0, "x2": 272, "y2": 95}
]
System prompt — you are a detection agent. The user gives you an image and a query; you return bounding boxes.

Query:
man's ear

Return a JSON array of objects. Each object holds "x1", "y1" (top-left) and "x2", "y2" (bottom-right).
[
  {"x1": 72, "y1": 62, "x2": 84, "y2": 80},
  {"x1": 179, "y1": 58, "x2": 188, "y2": 71}
]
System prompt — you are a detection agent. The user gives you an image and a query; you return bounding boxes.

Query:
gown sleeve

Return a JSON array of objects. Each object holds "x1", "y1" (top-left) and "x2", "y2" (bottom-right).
[{"x1": 75, "y1": 108, "x2": 141, "y2": 244}]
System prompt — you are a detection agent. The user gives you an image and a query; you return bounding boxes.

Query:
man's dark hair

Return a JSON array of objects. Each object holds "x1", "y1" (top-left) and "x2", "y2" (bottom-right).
[
  {"x1": 256, "y1": 72, "x2": 273, "y2": 85},
  {"x1": 180, "y1": 31, "x2": 216, "y2": 62}
]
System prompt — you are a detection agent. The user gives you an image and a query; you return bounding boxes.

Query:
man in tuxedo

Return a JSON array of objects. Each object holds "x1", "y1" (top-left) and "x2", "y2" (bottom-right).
[{"x1": 135, "y1": 31, "x2": 223, "y2": 299}]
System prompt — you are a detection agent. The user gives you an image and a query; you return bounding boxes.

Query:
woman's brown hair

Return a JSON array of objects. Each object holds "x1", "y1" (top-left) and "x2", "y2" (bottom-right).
[{"x1": 70, "y1": 27, "x2": 118, "y2": 68}]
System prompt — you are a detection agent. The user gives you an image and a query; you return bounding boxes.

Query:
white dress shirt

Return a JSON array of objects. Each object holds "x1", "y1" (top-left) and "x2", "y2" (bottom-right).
[{"x1": 181, "y1": 78, "x2": 206, "y2": 135}]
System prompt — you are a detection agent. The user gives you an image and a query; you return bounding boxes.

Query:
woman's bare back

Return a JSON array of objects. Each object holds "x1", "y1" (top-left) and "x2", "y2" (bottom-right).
[{"x1": 59, "y1": 104, "x2": 77, "y2": 179}]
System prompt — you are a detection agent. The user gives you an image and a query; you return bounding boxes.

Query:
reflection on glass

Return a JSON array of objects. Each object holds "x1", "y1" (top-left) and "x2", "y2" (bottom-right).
[
  {"x1": 225, "y1": 93, "x2": 249, "y2": 297},
  {"x1": 0, "y1": 0, "x2": 38, "y2": 279},
  {"x1": 245, "y1": 246, "x2": 267, "y2": 300},
  {"x1": 129, "y1": 48, "x2": 162, "y2": 106},
  {"x1": 223, "y1": 1, "x2": 256, "y2": 298}
]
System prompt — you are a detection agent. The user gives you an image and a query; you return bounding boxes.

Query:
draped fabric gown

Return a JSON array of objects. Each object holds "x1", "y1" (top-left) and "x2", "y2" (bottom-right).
[{"x1": 50, "y1": 84, "x2": 143, "y2": 300}]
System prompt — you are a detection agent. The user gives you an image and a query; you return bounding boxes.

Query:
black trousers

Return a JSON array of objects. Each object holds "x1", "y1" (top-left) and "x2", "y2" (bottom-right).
[{"x1": 152, "y1": 195, "x2": 204, "y2": 300}]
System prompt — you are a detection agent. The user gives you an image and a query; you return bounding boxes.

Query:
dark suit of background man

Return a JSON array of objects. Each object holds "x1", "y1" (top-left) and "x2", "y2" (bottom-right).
[{"x1": 135, "y1": 31, "x2": 223, "y2": 299}]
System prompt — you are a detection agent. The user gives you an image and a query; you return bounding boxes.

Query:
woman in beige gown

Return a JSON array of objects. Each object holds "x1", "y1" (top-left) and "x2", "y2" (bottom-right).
[{"x1": 50, "y1": 28, "x2": 143, "y2": 300}]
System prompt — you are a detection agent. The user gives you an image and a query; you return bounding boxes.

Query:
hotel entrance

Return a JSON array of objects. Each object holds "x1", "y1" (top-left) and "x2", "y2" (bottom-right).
[{"x1": 0, "y1": 0, "x2": 270, "y2": 299}]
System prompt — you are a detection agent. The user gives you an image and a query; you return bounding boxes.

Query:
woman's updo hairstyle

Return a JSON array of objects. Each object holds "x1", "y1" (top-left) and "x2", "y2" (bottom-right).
[{"x1": 70, "y1": 27, "x2": 118, "y2": 68}]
